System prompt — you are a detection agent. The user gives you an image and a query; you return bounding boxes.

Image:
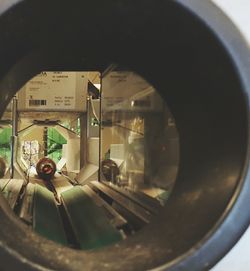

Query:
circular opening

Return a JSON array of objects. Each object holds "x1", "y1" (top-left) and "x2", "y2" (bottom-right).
[
  {"x1": 0, "y1": 1, "x2": 249, "y2": 270},
  {"x1": 0, "y1": 69, "x2": 179, "y2": 249}
]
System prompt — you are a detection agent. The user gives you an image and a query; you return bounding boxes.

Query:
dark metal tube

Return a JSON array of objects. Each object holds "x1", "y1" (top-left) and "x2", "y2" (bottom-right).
[{"x1": 10, "y1": 96, "x2": 18, "y2": 179}]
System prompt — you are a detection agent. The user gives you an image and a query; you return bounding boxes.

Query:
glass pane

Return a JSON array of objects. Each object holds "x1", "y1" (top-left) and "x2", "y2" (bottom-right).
[{"x1": 101, "y1": 71, "x2": 179, "y2": 206}]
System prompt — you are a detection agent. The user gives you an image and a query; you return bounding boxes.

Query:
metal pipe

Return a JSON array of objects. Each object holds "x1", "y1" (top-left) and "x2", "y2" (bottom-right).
[
  {"x1": 98, "y1": 81, "x2": 102, "y2": 182},
  {"x1": 86, "y1": 97, "x2": 90, "y2": 139},
  {"x1": 10, "y1": 96, "x2": 18, "y2": 179},
  {"x1": 43, "y1": 127, "x2": 48, "y2": 157}
]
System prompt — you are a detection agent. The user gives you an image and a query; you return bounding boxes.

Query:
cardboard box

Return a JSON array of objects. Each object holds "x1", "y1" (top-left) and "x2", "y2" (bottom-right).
[{"x1": 17, "y1": 72, "x2": 88, "y2": 112}]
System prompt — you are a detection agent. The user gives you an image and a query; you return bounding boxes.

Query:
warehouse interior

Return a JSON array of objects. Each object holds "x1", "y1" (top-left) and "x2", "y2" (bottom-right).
[
  {"x1": 0, "y1": 69, "x2": 179, "y2": 250},
  {"x1": 1, "y1": 0, "x2": 250, "y2": 270}
]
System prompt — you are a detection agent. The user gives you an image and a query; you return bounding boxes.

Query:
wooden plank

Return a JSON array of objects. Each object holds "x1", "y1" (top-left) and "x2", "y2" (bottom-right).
[
  {"x1": 33, "y1": 184, "x2": 67, "y2": 245},
  {"x1": 19, "y1": 183, "x2": 35, "y2": 224},
  {"x1": 90, "y1": 181, "x2": 152, "y2": 223},
  {"x1": 0, "y1": 179, "x2": 11, "y2": 190},
  {"x1": 81, "y1": 185, "x2": 127, "y2": 229},
  {"x1": 61, "y1": 186, "x2": 122, "y2": 250},
  {"x1": 104, "y1": 181, "x2": 162, "y2": 214},
  {"x1": 2, "y1": 179, "x2": 24, "y2": 209}
]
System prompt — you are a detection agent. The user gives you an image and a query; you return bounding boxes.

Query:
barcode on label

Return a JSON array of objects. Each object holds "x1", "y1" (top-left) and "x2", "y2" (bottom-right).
[{"x1": 29, "y1": 100, "x2": 47, "y2": 106}]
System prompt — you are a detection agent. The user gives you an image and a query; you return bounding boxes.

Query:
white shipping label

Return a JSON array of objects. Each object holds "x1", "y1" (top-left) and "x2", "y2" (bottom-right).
[
  {"x1": 102, "y1": 71, "x2": 158, "y2": 111},
  {"x1": 25, "y1": 72, "x2": 76, "y2": 110}
]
